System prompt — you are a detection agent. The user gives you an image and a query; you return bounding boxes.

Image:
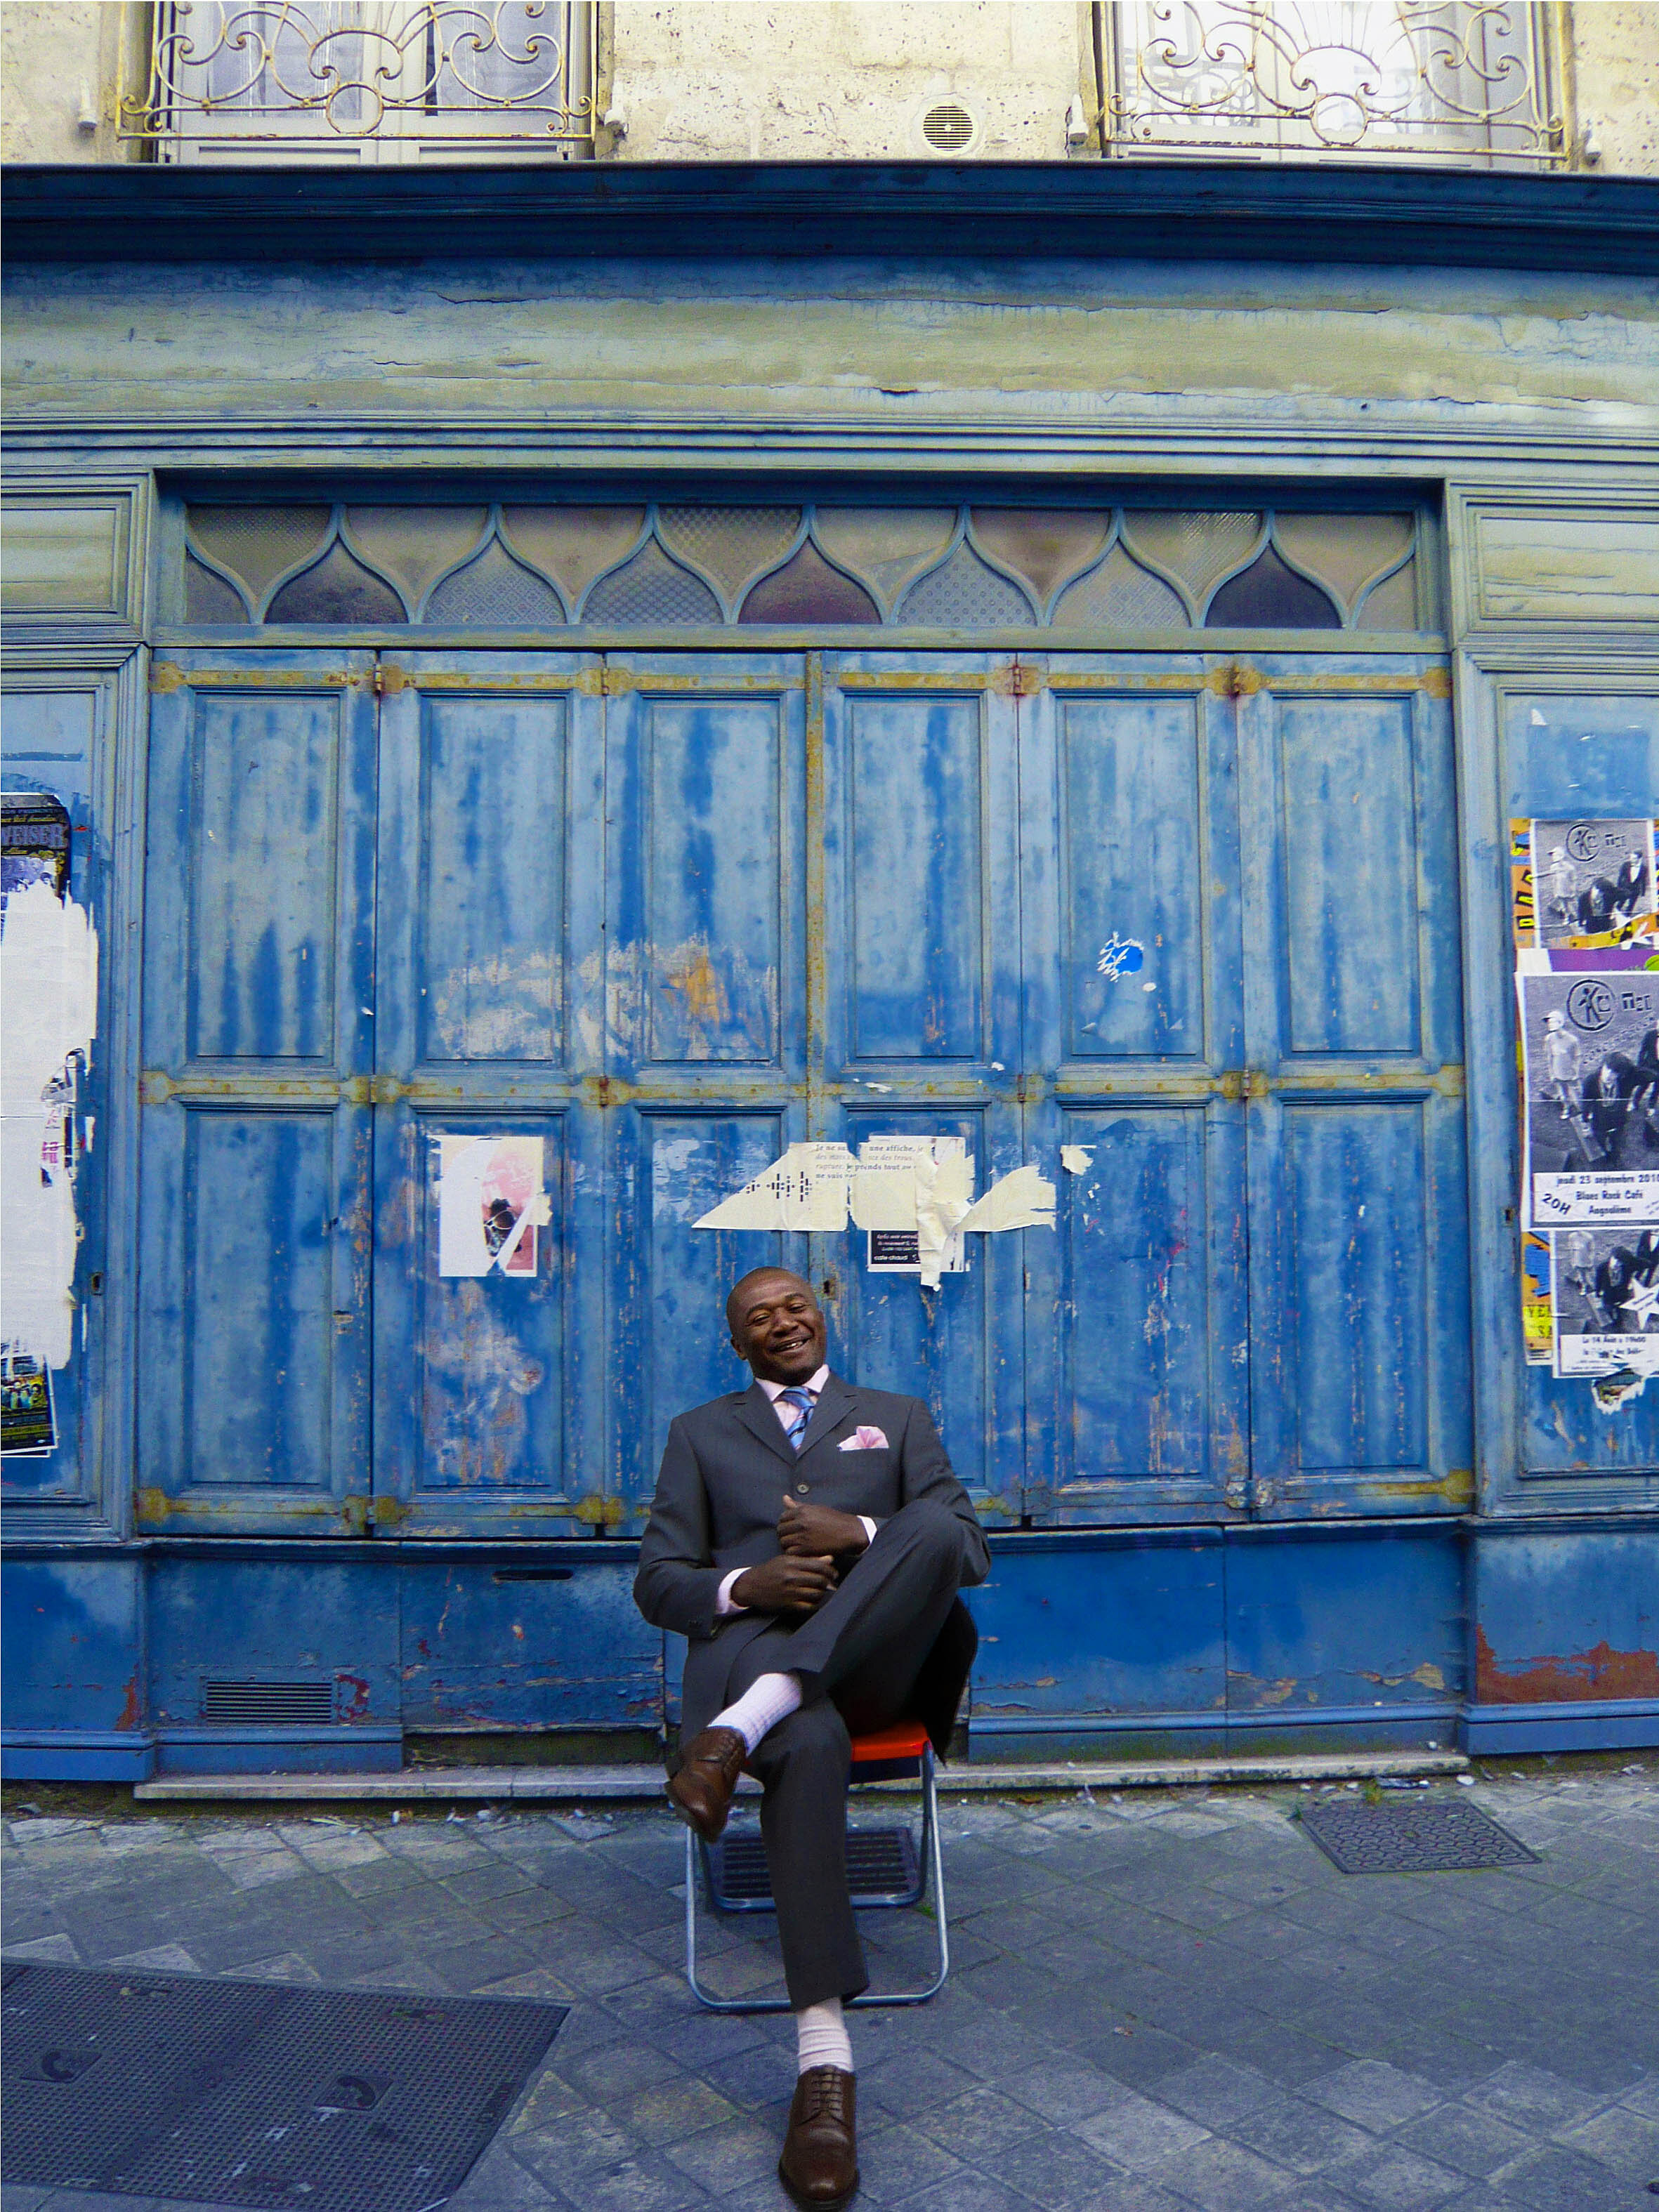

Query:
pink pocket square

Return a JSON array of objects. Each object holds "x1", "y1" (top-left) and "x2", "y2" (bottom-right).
[{"x1": 839, "y1": 1426, "x2": 888, "y2": 1451}]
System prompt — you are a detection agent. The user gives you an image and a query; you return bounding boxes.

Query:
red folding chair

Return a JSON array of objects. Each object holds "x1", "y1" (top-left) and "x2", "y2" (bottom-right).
[{"x1": 683, "y1": 1720, "x2": 950, "y2": 2013}]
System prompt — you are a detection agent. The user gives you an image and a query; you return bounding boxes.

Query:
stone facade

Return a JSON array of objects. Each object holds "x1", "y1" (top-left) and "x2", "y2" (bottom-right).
[{"x1": 3, "y1": 2, "x2": 1655, "y2": 174}]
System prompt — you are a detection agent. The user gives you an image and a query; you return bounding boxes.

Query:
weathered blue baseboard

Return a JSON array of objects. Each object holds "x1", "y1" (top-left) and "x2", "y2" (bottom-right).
[
  {"x1": 154, "y1": 1727, "x2": 405, "y2": 1777},
  {"x1": 970, "y1": 1701, "x2": 1461, "y2": 1763},
  {"x1": 2, "y1": 1732, "x2": 157, "y2": 1783},
  {"x1": 1462, "y1": 1698, "x2": 1659, "y2": 1754}
]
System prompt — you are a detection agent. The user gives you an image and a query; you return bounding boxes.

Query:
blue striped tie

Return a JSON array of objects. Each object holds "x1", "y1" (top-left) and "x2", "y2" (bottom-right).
[{"x1": 778, "y1": 1385, "x2": 815, "y2": 1451}]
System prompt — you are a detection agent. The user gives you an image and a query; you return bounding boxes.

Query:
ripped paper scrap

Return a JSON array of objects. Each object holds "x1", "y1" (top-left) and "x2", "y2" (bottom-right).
[
  {"x1": 1593, "y1": 1362, "x2": 1656, "y2": 1413},
  {"x1": 957, "y1": 1164, "x2": 1058, "y2": 1235},
  {"x1": 0, "y1": 879, "x2": 98, "y2": 1370},
  {"x1": 1061, "y1": 1146, "x2": 1094, "y2": 1175},
  {"x1": 436, "y1": 1134, "x2": 551, "y2": 1277},
  {"x1": 916, "y1": 1147, "x2": 975, "y2": 1289},
  {"x1": 693, "y1": 1142, "x2": 853, "y2": 1233}
]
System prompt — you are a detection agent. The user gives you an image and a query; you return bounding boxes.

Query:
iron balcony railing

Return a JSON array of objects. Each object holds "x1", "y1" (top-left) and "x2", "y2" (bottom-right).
[
  {"x1": 1103, "y1": 1, "x2": 1567, "y2": 166},
  {"x1": 121, "y1": 1, "x2": 598, "y2": 161}
]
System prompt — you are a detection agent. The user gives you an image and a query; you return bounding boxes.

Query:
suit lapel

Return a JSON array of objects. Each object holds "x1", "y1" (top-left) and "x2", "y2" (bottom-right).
[
  {"x1": 735, "y1": 1382, "x2": 798, "y2": 1470},
  {"x1": 798, "y1": 1374, "x2": 858, "y2": 1459}
]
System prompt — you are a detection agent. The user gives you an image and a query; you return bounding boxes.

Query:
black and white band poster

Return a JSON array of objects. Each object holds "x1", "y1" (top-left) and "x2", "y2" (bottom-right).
[
  {"x1": 1511, "y1": 817, "x2": 1657, "y2": 952},
  {"x1": 1519, "y1": 967, "x2": 1659, "y2": 1228},
  {"x1": 1549, "y1": 1228, "x2": 1659, "y2": 1377}
]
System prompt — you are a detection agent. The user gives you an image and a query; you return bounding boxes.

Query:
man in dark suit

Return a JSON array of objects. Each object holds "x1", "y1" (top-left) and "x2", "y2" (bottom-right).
[{"x1": 634, "y1": 1266, "x2": 989, "y2": 2209}]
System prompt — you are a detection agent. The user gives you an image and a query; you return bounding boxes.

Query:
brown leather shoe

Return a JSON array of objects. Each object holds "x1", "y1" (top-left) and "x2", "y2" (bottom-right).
[
  {"x1": 778, "y1": 2065, "x2": 858, "y2": 2208},
  {"x1": 665, "y1": 1725, "x2": 747, "y2": 1842}
]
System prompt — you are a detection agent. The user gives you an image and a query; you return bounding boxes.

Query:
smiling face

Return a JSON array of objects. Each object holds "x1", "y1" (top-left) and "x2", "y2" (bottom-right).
[{"x1": 727, "y1": 1268, "x2": 827, "y2": 1385}]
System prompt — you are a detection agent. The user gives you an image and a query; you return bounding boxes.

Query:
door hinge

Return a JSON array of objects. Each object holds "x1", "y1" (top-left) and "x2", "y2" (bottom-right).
[
  {"x1": 999, "y1": 659, "x2": 1042, "y2": 699},
  {"x1": 372, "y1": 662, "x2": 407, "y2": 699}
]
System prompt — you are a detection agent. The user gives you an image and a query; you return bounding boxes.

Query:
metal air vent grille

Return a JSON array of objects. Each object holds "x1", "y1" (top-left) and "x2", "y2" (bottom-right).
[
  {"x1": 200, "y1": 1678, "x2": 337, "y2": 1725},
  {"x1": 922, "y1": 103, "x2": 975, "y2": 152}
]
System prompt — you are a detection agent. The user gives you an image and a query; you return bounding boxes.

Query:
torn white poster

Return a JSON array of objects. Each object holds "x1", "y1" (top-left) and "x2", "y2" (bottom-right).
[
  {"x1": 1061, "y1": 1146, "x2": 1094, "y2": 1175},
  {"x1": 852, "y1": 1135, "x2": 971, "y2": 1284},
  {"x1": 436, "y1": 1134, "x2": 551, "y2": 1277},
  {"x1": 693, "y1": 1142, "x2": 853, "y2": 1234},
  {"x1": 0, "y1": 879, "x2": 98, "y2": 1371},
  {"x1": 957, "y1": 1164, "x2": 1058, "y2": 1235},
  {"x1": 1549, "y1": 1225, "x2": 1659, "y2": 1376},
  {"x1": 1519, "y1": 966, "x2": 1659, "y2": 1226}
]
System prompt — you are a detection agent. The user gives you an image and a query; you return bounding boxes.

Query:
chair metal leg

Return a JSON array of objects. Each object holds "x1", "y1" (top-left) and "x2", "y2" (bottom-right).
[{"x1": 683, "y1": 1745, "x2": 950, "y2": 2015}]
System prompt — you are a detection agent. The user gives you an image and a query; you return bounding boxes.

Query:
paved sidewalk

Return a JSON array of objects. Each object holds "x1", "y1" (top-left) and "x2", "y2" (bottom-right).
[{"x1": 2, "y1": 1764, "x2": 1656, "y2": 2212}]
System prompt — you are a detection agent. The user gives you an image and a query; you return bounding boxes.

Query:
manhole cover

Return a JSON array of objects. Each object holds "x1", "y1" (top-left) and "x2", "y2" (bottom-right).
[
  {"x1": 1298, "y1": 1797, "x2": 1539, "y2": 1874},
  {"x1": 0, "y1": 1963, "x2": 565, "y2": 2211},
  {"x1": 709, "y1": 1826, "x2": 918, "y2": 1907}
]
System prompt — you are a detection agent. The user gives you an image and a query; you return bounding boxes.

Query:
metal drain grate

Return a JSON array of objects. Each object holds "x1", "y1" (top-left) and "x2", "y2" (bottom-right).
[
  {"x1": 1298, "y1": 1797, "x2": 1540, "y2": 1874},
  {"x1": 0, "y1": 1964, "x2": 565, "y2": 2211},
  {"x1": 710, "y1": 1826, "x2": 919, "y2": 1907}
]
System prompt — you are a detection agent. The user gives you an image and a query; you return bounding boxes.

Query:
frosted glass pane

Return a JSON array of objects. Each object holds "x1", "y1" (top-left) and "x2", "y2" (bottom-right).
[
  {"x1": 812, "y1": 509, "x2": 956, "y2": 613},
  {"x1": 740, "y1": 542, "x2": 879, "y2": 624},
  {"x1": 970, "y1": 510, "x2": 1110, "y2": 606},
  {"x1": 1053, "y1": 544, "x2": 1188, "y2": 629},
  {"x1": 424, "y1": 539, "x2": 568, "y2": 625},
  {"x1": 1122, "y1": 512, "x2": 1261, "y2": 604},
  {"x1": 1275, "y1": 513, "x2": 1415, "y2": 618},
  {"x1": 266, "y1": 541, "x2": 406, "y2": 624},
  {"x1": 899, "y1": 544, "x2": 1034, "y2": 626},
  {"x1": 657, "y1": 508, "x2": 801, "y2": 598},
  {"x1": 500, "y1": 507, "x2": 648, "y2": 610},
  {"x1": 189, "y1": 507, "x2": 332, "y2": 607},
  {"x1": 583, "y1": 539, "x2": 722, "y2": 625},
  {"x1": 345, "y1": 506, "x2": 488, "y2": 610}
]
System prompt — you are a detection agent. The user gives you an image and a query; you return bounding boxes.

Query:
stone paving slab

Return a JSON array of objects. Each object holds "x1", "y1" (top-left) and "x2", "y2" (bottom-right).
[{"x1": 1, "y1": 1767, "x2": 1655, "y2": 2212}]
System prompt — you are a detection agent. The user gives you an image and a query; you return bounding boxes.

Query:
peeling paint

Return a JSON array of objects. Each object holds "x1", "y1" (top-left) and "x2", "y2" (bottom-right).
[{"x1": 1476, "y1": 1624, "x2": 1659, "y2": 1704}]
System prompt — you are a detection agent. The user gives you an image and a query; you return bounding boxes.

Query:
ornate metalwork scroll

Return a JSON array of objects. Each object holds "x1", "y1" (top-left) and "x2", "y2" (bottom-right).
[
  {"x1": 123, "y1": 3, "x2": 597, "y2": 154},
  {"x1": 1106, "y1": 2, "x2": 1565, "y2": 164}
]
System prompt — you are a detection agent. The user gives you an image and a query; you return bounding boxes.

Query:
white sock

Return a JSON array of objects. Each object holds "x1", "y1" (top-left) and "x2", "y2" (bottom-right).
[
  {"x1": 710, "y1": 1671, "x2": 802, "y2": 1756},
  {"x1": 795, "y1": 1997, "x2": 853, "y2": 2076}
]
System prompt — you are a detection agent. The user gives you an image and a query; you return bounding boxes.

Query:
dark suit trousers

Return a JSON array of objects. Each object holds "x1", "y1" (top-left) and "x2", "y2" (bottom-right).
[{"x1": 721, "y1": 1497, "x2": 968, "y2": 2009}]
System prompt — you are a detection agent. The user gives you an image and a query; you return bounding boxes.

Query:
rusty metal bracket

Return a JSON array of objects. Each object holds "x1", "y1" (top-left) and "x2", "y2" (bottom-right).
[
  {"x1": 139, "y1": 1069, "x2": 178, "y2": 1105},
  {"x1": 372, "y1": 661, "x2": 409, "y2": 698}
]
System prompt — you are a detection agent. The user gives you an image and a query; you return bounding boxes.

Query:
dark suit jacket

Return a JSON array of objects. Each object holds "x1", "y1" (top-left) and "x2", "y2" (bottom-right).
[{"x1": 634, "y1": 1373, "x2": 990, "y2": 1754}]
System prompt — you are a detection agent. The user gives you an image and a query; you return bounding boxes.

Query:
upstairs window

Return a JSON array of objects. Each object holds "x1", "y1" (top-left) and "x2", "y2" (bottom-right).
[
  {"x1": 1106, "y1": 2, "x2": 1565, "y2": 166},
  {"x1": 124, "y1": 2, "x2": 596, "y2": 162}
]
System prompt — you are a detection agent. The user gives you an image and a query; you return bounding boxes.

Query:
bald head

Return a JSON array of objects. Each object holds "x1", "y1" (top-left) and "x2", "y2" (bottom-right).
[{"x1": 726, "y1": 1268, "x2": 826, "y2": 1385}]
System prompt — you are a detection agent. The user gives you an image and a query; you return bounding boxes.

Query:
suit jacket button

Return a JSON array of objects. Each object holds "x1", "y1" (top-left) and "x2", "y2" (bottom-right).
[{"x1": 796, "y1": 1483, "x2": 809, "y2": 1494}]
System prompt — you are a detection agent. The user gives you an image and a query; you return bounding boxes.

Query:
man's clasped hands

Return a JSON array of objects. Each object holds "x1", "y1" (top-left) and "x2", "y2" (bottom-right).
[{"x1": 728, "y1": 1496, "x2": 870, "y2": 1614}]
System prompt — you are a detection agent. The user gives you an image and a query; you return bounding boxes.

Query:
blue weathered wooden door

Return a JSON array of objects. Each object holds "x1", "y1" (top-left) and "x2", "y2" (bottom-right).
[
  {"x1": 1019, "y1": 650, "x2": 1467, "y2": 1522},
  {"x1": 371, "y1": 652, "x2": 608, "y2": 1536},
  {"x1": 603, "y1": 654, "x2": 812, "y2": 1522},
  {"x1": 1238, "y1": 652, "x2": 1471, "y2": 1516},
  {"x1": 819, "y1": 654, "x2": 1027, "y2": 1522},
  {"x1": 138, "y1": 653, "x2": 378, "y2": 1532},
  {"x1": 1019, "y1": 653, "x2": 1251, "y2": 1523}
]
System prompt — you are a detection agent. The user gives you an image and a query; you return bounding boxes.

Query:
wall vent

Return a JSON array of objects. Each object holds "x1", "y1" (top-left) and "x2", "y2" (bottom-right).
[
  {"x1": 920, "y1": 103, "x2": 976, "y2": 154},
  {"x1": 200, "y1": 1678, "x2": 337, "y2": 1726}
]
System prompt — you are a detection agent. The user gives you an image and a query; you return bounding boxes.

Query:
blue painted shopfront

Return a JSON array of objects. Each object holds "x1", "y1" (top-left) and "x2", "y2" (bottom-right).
[{"x1": 4, "y1": 163, "x2": 1658, "y2": 1779}]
